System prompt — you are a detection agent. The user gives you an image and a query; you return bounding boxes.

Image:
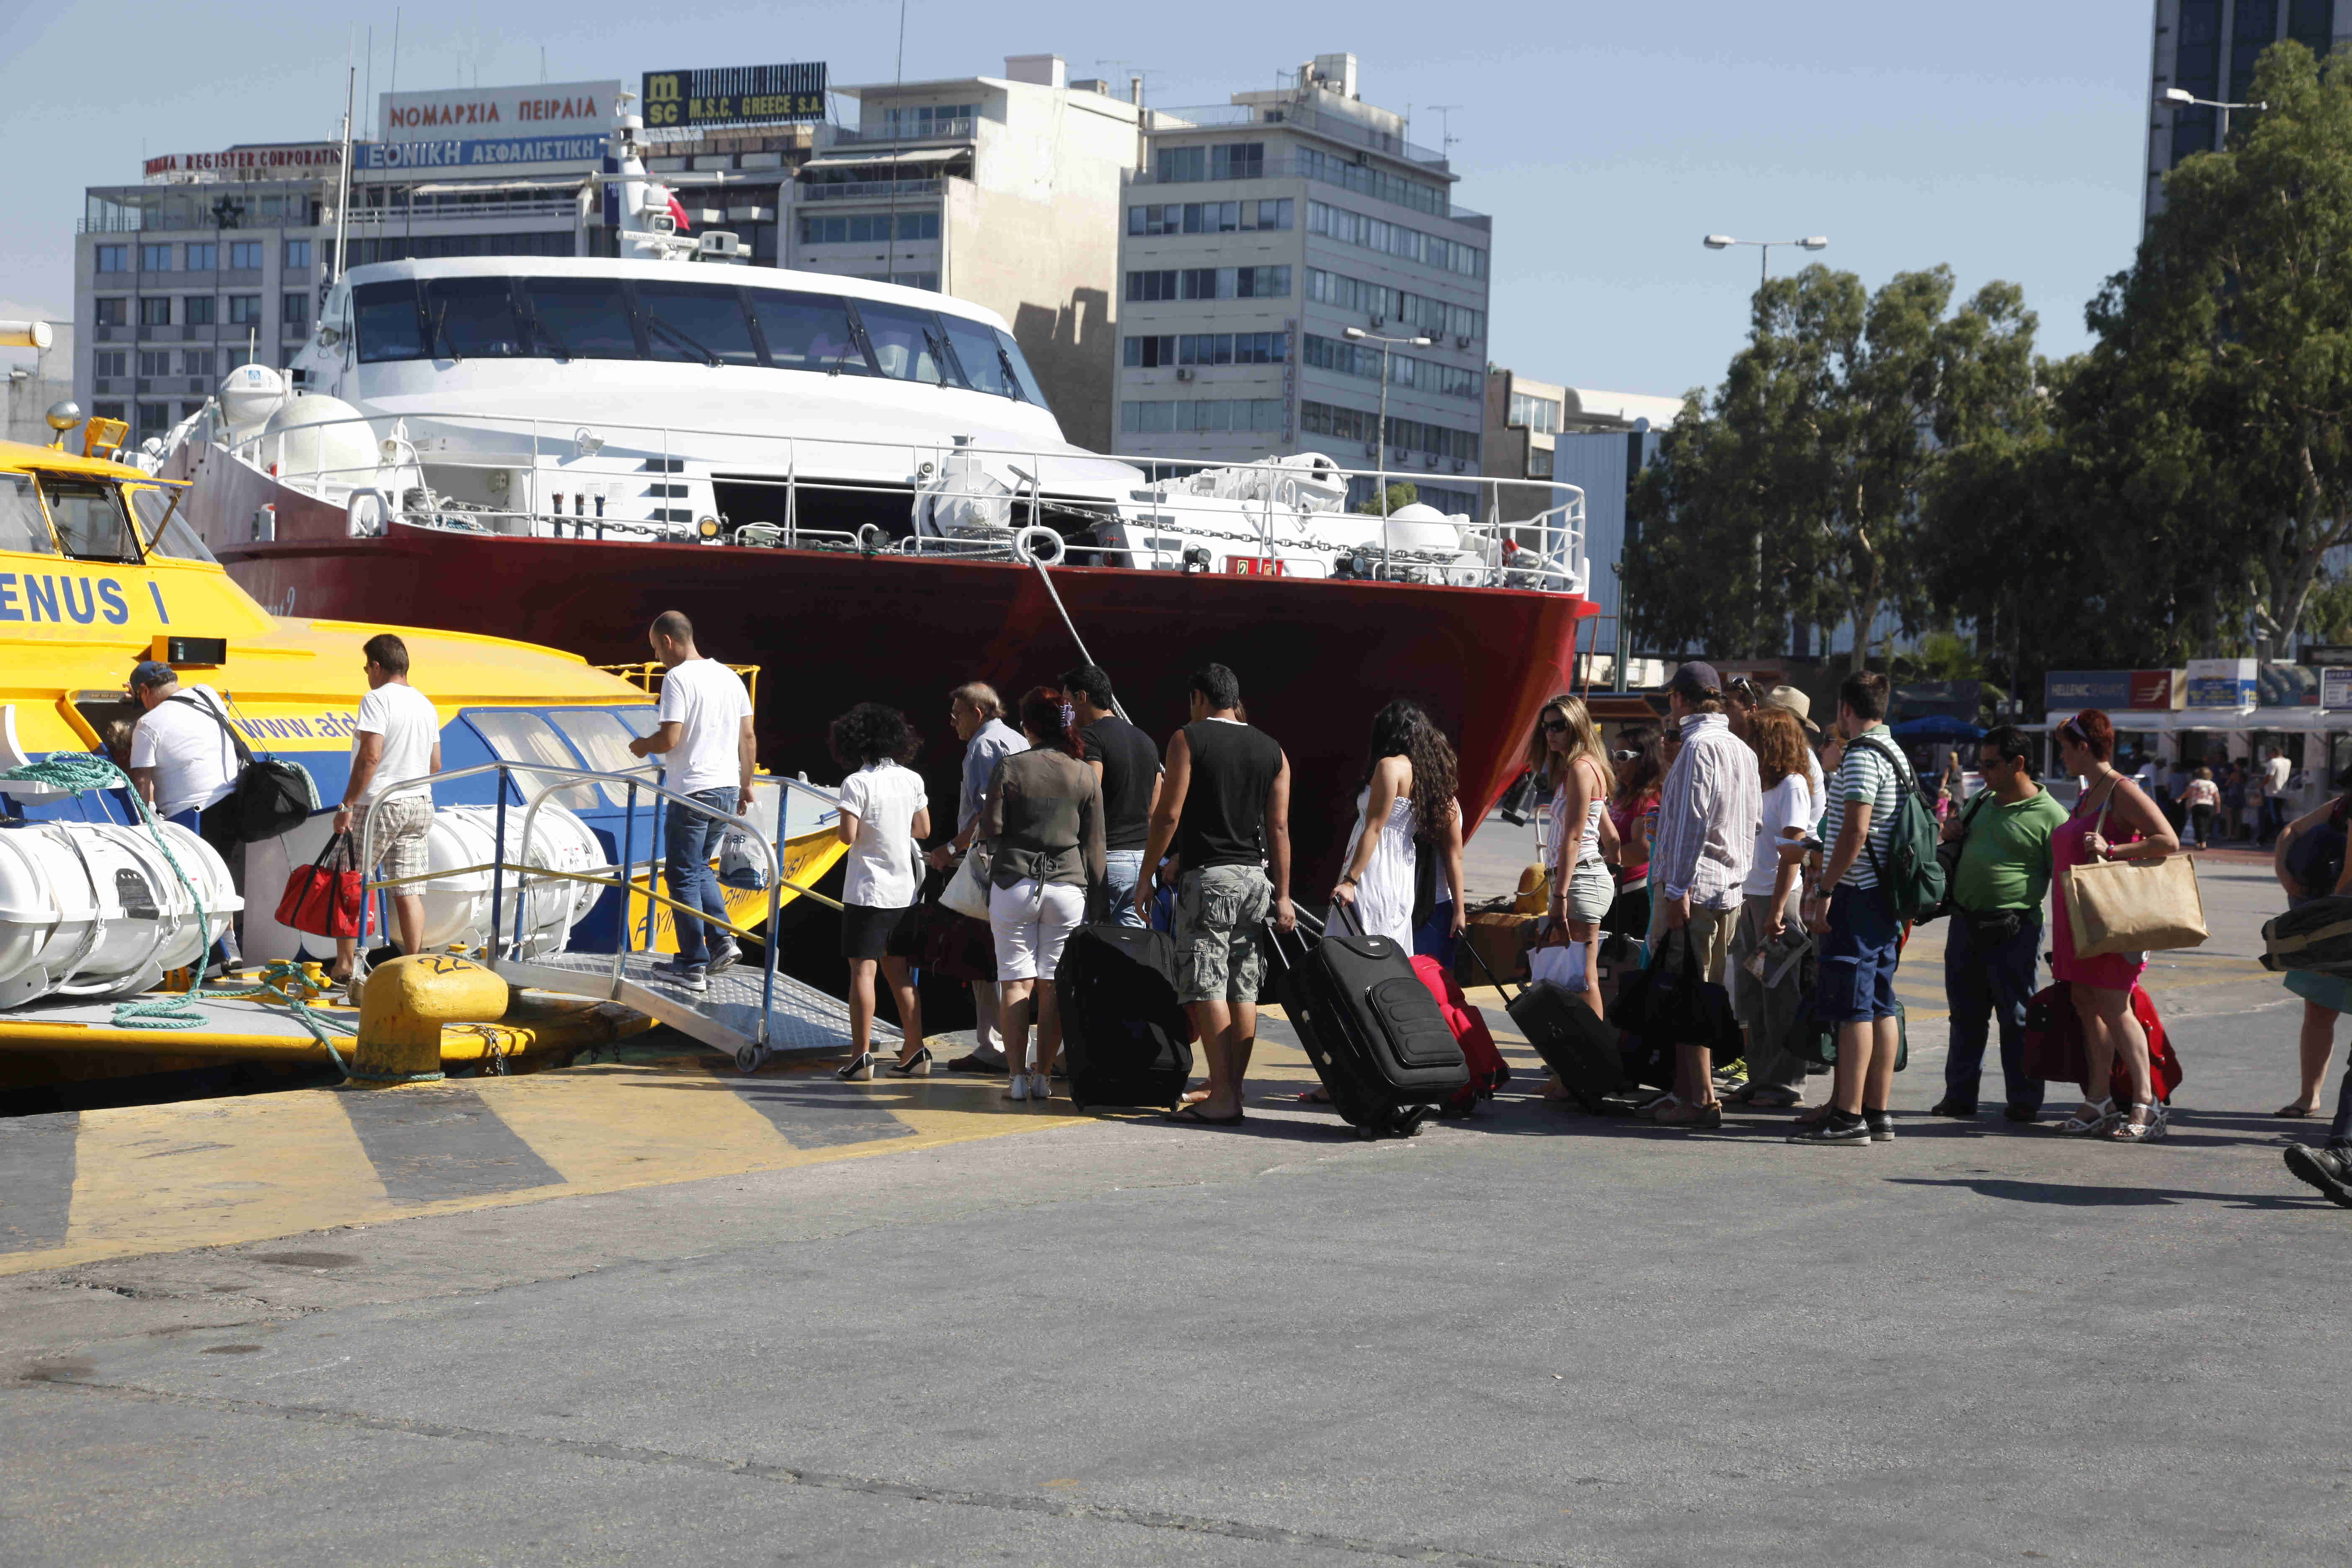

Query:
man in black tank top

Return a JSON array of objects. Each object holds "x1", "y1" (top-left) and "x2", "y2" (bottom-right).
[{"x1": 1137, "y1": 663, "x2": 1293, "y2": 1124}]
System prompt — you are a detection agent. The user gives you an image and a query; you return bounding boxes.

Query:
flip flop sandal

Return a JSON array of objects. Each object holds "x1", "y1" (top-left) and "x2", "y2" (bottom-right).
[{"x1": 1167, "y1": 1105, "x2": 1245, "y2": 1126}]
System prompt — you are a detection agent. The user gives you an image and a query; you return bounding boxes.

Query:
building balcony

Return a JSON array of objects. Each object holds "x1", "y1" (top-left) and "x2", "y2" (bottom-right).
[
  {"x1": 1144, "y1": 101, "x2": 1449, "y2": 171},
  {"x1": 830, "y1": 118, "x2": 977, "y2": 144},
  {"x1": 795, "y1": 177, "x2": 946, "y2": 204}
]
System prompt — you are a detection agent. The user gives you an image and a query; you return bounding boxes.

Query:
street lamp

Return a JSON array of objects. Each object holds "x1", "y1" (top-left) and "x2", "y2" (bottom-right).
[
  {"x1": 1344, "y1": 325, "x2": 1434, "y2": 519},
  {"x1": 2161, "y1": 85, "x2": 2267, "y2": 147},
  {"x1": 1703, "y1": 233, "x2": 1828, "y2": 286}
]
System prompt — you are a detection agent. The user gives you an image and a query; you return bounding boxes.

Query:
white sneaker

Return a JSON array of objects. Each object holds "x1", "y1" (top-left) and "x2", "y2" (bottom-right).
[
  {"x1": 1004, "y1": 1073, "x2": 1029, "y2": 1101},
  {"x1": 1029, "y1": 1072, "x2": 1052, "y2": 1102}
]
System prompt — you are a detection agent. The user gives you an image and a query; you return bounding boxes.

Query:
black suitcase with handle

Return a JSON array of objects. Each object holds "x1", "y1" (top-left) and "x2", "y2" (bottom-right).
[
  {"x1": 1460, "y1": 930, "x2": 1627, "y2": 1111},
  {"x1": 1055, "y1": 924, "x2": 1195, "y2": 1112},
  {"x1": 1264, "y1": 909, "x2": 1468, "y2": 1138}
]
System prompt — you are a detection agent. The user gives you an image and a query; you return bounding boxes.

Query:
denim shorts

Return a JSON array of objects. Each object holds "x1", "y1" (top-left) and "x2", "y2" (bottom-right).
[{"x1": 1815, "y1": 882, "x2": 1900, "y2": 1024}]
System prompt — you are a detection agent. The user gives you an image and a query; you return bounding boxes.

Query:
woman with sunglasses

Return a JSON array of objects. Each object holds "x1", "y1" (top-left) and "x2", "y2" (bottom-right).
[
  {"x1": 2051, "y1": 709, "x2": 2179, "y2": 1140},
  {"x1": 1526, "y1": 695, "x2": 1620, "y2": 1024}
]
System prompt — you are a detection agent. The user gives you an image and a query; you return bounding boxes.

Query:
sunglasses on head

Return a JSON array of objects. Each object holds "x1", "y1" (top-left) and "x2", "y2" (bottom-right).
[{"x1": 1728, "y1": 676, "x2": 1761, "y2": 701}]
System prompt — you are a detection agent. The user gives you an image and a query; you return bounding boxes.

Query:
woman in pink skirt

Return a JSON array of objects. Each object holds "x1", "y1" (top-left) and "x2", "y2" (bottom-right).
[{"x1": 2052, "y1": 709, "x2": 2181, "y2": 1141}]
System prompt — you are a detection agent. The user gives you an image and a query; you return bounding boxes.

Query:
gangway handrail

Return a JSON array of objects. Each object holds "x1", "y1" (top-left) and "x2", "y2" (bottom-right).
[{"x1": 353, "y1": 759, "x2": 846, "y2": 1054}]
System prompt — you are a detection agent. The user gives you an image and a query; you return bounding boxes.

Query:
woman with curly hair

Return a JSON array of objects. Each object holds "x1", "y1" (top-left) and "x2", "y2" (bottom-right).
[
  {"x1": 828, "y1": 702, "x2": 931, "y2": 1081},
  {"x1": 977, "y1": 686, "x2": 1106, "y2": 1102},
  {"x1": 1330, "y1": 699, "x2": 1461, "y2": 948}
]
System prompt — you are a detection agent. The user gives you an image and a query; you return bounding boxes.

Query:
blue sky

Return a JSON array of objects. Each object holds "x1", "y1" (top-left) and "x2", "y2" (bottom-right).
[{"x1": 0, "y1": 0, "x2": 2151, "y2": 398}]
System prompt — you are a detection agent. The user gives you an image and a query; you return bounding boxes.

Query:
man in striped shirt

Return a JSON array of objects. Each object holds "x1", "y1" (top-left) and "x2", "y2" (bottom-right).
[
  {"x1": 1648, "y1": 661, "x2": 1761, "y2": 1127},
  {"x1": 1793, "y1": 670, "x2": 1906, "y2": 1146}
]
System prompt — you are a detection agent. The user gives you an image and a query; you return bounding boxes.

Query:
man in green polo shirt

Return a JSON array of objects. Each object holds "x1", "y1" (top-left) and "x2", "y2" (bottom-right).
[{"x1": 1936, "y1": 724, "x2": 2068, "y2": 1122}]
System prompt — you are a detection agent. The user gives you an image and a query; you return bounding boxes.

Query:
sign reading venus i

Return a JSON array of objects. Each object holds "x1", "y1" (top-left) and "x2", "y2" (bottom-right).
[{"x1": 640, "y1": 62, "x2": 828, "y2": 129}]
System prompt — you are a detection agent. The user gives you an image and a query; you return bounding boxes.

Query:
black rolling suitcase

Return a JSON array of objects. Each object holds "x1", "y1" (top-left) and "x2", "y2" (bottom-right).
[
  {"x1": 1264, "y1": 908, "x2": 1469, "y2": 1138},
  {"x1": 1055, "y1": 924, "x2": 1195, "y2": 1112},
  {"x1": 1460, "y1": 934, "x2": 1627, "y2": 1112}
]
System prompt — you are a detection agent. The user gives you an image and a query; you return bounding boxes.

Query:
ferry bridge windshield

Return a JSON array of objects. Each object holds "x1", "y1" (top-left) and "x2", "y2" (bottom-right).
[{"x1": 352, "y1": 276, "x2": 1048, "y2": 405}]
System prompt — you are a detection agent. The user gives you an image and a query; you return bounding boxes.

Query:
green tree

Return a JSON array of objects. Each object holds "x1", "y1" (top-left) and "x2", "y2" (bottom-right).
[{"x1": 1353, "y1": 481, "x2": 1418, "y2": 516}]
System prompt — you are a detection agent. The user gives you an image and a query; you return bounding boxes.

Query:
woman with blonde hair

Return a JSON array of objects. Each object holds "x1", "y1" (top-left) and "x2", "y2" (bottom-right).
[{"x1": 1527, "y1": 694, "x2": 1619, "y2": 1019}]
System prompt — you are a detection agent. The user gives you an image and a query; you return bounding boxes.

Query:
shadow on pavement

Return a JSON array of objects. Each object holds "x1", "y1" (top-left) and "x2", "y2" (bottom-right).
[{"x1": 1886, "y1": 1175, "x2": 2326, "y2": 1211}]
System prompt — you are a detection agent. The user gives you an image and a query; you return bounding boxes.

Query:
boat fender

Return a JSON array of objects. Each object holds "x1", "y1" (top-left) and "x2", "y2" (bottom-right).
[{"x1": 350, "y1": 954, "x2": 509, "y2": 1085}]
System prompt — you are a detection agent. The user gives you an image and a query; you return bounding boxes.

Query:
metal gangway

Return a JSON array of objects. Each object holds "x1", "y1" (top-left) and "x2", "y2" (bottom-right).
[{"x1": 357, "y1": 760, "x2": 888, "y2": 1072}]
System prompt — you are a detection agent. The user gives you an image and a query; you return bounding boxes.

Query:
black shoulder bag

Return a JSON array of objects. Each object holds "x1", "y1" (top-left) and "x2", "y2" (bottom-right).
[{"x1": 168, "y1": 692, "x2": 319, "y2": 850}]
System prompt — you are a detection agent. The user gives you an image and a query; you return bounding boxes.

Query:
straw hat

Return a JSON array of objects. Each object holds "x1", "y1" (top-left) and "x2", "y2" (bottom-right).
[{"x1": 1765, "y1": 684, "x2": 1819, "y2": 734}]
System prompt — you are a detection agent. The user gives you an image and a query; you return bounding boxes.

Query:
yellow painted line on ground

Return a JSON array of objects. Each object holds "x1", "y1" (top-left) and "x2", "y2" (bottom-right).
[
  {"x1": 38, "y1": 1092, "x2": 385, "y2": 1275},
  {"x1": 482, "y1": 1065, "x2": 801, "y2": 1188}
]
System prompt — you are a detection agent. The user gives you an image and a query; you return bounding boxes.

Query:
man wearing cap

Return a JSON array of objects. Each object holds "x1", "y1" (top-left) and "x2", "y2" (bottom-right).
[
  {"x1": 1646, "y1": 660, "x2": 1760, "y2": 1128},
  {"x1": 126, "y1": 660, "x2": 238, "y2": 835}
]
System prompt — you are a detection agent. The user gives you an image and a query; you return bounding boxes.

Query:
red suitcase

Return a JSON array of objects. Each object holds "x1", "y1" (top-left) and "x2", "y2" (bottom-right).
[{"x1": 1411, "y1": 954, "x2": 1511, "y2": 1114}]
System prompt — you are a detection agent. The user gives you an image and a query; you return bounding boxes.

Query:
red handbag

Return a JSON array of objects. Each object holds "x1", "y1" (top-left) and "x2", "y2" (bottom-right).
[
  {"x1": 275, "y1": 831, "x2": 365, "y2": 939},
  {"x1": 2021, "y1": 980, "x2": 2184, "y2": 1104}
]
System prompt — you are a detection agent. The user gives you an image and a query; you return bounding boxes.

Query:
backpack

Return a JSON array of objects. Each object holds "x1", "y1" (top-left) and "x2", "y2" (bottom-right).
[{"x1": 1848, "y1": 732, "x2": 1947, "y2": 924}]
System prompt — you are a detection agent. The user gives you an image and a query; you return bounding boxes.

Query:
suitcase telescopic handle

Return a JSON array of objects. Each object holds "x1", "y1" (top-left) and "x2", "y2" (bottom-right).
[{"x1": 1456, "y1": 919, "x2": 1526, "y2": 999}]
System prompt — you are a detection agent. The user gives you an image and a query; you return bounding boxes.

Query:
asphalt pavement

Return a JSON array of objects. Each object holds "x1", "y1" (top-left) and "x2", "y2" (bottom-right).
[{"x1": 3, "y1": 835, "x2": 2349, "y2": 1566}]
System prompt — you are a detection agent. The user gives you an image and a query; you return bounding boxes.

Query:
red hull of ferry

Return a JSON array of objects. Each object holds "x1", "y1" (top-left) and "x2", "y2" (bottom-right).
[{"x1": 186, "y1": 459, "x2": 1593, "y2": 890}]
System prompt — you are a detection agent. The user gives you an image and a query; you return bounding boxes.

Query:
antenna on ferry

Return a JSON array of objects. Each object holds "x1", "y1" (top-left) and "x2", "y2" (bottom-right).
[{"x1": 332, "y1": 40, "x2": 356, "y2": 284}]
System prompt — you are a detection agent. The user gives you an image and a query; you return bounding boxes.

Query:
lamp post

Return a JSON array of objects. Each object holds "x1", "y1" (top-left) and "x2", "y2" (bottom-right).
[
  {"x1": 1343, "y1": 325, "x2": 1434, "y2": 520},
  {"x1": 1702, "y1": 233, "x2": 1828, "y2": 287},
  {"x1": 2161, "y1": 85, "x2": 2267, "y2": 148}
]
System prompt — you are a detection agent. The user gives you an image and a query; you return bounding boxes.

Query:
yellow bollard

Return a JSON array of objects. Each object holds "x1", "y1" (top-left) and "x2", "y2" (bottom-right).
[{"x1": 348, "y1": 955, "x2": 510, "y2": 1086}]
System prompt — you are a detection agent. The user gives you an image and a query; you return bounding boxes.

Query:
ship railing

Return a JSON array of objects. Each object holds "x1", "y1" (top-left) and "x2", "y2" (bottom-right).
[
  {"x1": 219, "y1": 409, "x2": 1587, "y2": 594},
  {"x1": 353, "y1": 759, "x2": 846, "y2": 1058}
]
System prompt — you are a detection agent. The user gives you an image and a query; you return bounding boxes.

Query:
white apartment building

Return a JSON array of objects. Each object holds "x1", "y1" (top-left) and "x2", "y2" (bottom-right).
[
  {"x1": 795, "y1": 55, "x2": 1142, "y2": 451},
  {"x1": 1111, "y1": 54, "x2": 1492, "y2": 513},
  {"x1": 2144, "y1": 0, "x2": 2351, "y2": 231}
]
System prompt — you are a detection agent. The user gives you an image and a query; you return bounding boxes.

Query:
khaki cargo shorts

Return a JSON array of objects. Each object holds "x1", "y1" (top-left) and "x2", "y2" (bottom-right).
[
  {"x1": 368, "y1": 794, "x2": 435, "y2": 885},
  {"x1": 1173, "y1": 864, "x2": 1273, "y2": 1005}
]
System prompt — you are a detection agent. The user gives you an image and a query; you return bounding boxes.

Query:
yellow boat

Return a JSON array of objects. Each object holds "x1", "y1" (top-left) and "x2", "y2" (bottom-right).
[{"x1": 0, "y1": 414, "x2": 847, "y2": 1088}]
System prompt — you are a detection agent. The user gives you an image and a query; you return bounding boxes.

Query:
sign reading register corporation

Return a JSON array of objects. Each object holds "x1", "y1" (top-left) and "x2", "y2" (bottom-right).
[{"x1": 640, "y1": 62, "x2": 827, "y2": 130}]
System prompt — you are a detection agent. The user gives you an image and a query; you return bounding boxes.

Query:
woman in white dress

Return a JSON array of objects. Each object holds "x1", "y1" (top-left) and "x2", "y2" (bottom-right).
[{"x1": 1330, "y1": 700, "x2": 1462, "y2": 944}]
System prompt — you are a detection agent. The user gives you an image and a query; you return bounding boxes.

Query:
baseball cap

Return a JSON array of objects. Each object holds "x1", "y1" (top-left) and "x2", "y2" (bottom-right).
[
  {"x1": 1667, "y1": 660, "x2": 1722, "y2": 700},
  {"x1": 129, "y1": 660, "x2": 176, "y2": 692}
]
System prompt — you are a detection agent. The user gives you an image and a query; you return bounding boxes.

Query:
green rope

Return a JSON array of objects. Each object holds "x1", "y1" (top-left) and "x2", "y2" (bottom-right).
[{"x1": 0, "y1": 753, "x2": 351, "y2": 1077}]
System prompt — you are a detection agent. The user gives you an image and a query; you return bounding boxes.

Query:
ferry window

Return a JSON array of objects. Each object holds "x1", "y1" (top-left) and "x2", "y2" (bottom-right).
[
  {"x1": 854, "y1": 301, "x2": 960, "y2": 386},
  {"x1": 752, "y1": 292, "x2": 869, "y2": 374},
  {"x1": 0, "y1": 476, "x2": 54, "y2": 554},
  {"x1": 353, "y1": 281, "x2": 426, "y2": 362},
  {"x1": 520, "y1": 278, "x2": 641, "y2": 360},
  {"x1": 547, "y1": 708, "x2": 660, "y2": 807},
  {"x1": 38, "y1": 478, "x2": 141, "y2": 564},
  {"x1": 994, "y1": 329, "x2": 1047, "y2": 406},
  {"x1": 423, "y1": 277, "x2": 526, "y2": 359},
  {"x1": 125, "y1": 485, "x2": 217, "y2": 564},
  {"x1": 938, "y1": 315, "x2": 1014, "y2": 398},
  {"x1": 636, "y1": 282, "x2": 761, "y2": 367},
  {"x1": 463, "y1": 710, "x2": 599, "y2": 810}
]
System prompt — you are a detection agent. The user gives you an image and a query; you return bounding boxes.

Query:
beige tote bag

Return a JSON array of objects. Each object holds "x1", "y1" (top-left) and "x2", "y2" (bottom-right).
[{"x1": 2061, "y1": 797, "x2": 2208, "y2": 959}]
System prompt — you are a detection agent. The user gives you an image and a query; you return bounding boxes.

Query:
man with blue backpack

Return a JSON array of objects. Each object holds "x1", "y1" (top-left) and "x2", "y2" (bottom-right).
[{"x1": 1790, "y1": 671, "x2": 1945, "y2": 1147}]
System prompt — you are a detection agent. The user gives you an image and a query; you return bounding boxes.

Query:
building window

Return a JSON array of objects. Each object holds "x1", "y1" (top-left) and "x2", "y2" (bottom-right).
[
  {"x1": 1153, "y1": 142, "x2": 1265, "y2": 183},
  {"x1": 1124, "y1": 335, "x2": 1176, "y2": 369},
  {"x1": 1508, "y1": 392, "x2": 1561, "y2": 434},
  {"x1": 1126, "y1": 269, "x2": 1177, "y2": 302},
  {"x1": 183, "y1": 296, "x2": 217, "y2": 326},
  {"x1": 1127, "y1": 198, "x2": 1294, "y2": 236},
  {"x1": 1300, "y1": 400, "x2": 1480, "y2": 463},
  {"x1": 284, "y1": 239, "x2": 312, "y2": 269},
  {"x1": 1307, "y1": 268, "x2": 1485, "y2": 342},
  {"x1": 185, "y1": 242, "x2": 217, "y2": 270},
  {"x1": 798, "y1": 211, "x2": 939, "y2": 245},
  {"x1": 1297, "y1": 146, "x2": 1450, "y2": 219},
  {"x1": 95, "y1": 245, "x2": 129, "y2": 273},
  {"x1": 93, "y1": 350, "x2": 127, "y2": 377},
  {"x1": 881, "y1": 102, "x2": 977, "y2": 135},
  {"x1": 1177, "y1": 331, "x2": 1287, "y2": 366},
  {"x1": 141, "y1": 243, "x2": 173, "y2": 272},
  {"x1": 138, "y1": 297, "x2": 172, "y2": 327},
  {"x1": 91, "y1": 401, "x2": 126, "y2": 423},
  {"x1": 1306, "y1": 201, "x2": 1486, "y2": 279},
  {"x1": 1528, "y1": 446, "x2": 1553, "y2": 478},
  {"x1": 180, "y1": 349, "x2": 209, "y2": 376},
  {"x1": 94, "y1": 297, "x2": 128, "y2": 326},
  {"x1": 1120, "y1": 397, "x2": 1284, "y2": 434},
  {"x1": 1301, "y1": 334, "x2": 1480, "y2": 399},
  {"x1": 136, "y1": 402, "x2": 171, "y2": 434},
  {"x1": 228, "y1": 241, "x2": 263, "y2": 271},
  {"x1": 138, "y1": 351, "x2": 172, "y2": 376},
  {"x1": 283, "y1": 292, "x2": 309, "y2": 332},
  {"x1": 227, "y1": 295, "x2": 263, "y2": 326}
]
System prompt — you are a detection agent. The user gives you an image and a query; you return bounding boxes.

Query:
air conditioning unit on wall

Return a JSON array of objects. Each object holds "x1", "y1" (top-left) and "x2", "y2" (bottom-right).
[{"x1": 1175, "y1": 366, "x2": 1193, "y2": 381}]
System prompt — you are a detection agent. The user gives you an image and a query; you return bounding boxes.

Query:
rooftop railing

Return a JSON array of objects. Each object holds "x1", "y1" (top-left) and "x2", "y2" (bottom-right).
[
  {"x1": 1145, "y1": 101, "x2": 1451, "y2": 171},
  {"x1": 794, "y1": 177, "x2": 948, "y2": 203}
]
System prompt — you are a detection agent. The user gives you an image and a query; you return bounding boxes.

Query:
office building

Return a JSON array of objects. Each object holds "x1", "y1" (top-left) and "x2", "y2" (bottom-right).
[
  {"x1": 794, "y1": 55, "x2": 1143, "y2": 451},
  {"x1": 1112, "y1": 53, "x2": 1492, "y2": 513},
  {"x1": 2144, "y1": 0, "x2": 2351, "y2": 230}
]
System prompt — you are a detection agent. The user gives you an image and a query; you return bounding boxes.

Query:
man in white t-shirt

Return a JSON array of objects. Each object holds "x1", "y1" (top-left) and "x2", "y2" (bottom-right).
[
  {"x1": 332, "y1": 633, "x2": 441, "y2": 980},
  {"x1": 126, "y1": 660, "x2": 238, "y2": 833},
  {"x1": 628, "y1": 610, "x2": 756, "y2": 993},
  {"x1": 2262, "y1": 745, "x2": 2294, "y2": 846}
]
